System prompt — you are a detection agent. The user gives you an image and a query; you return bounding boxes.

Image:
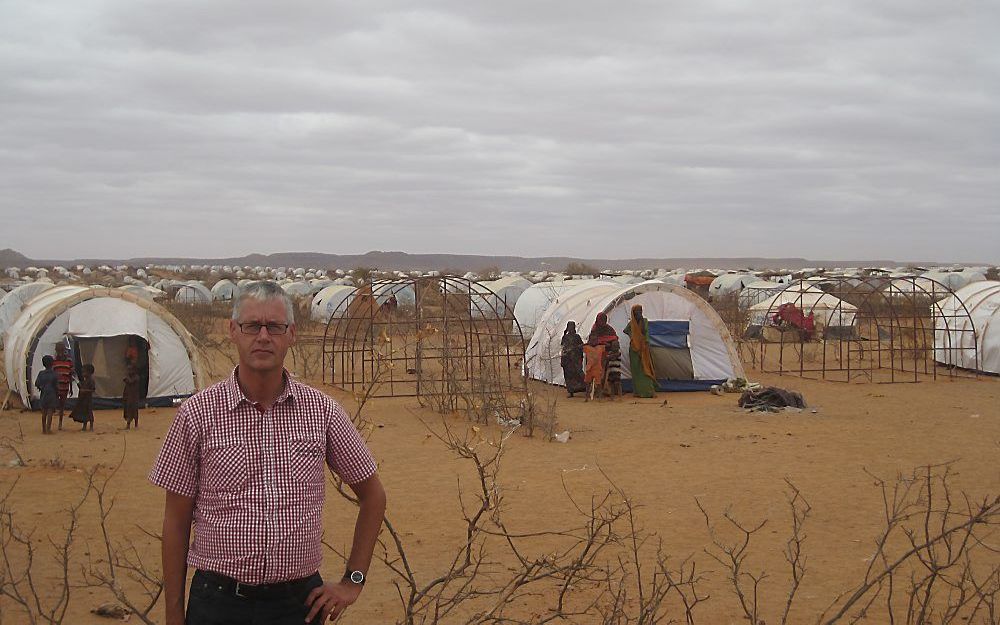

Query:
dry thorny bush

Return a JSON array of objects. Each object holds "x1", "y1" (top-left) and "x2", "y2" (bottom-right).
[
  {"x1": 0, "y1": 411, "x2": 997, "y2": 623},
  {"x1": 334, "y1": 380, "x2": 1000, "y2": 625},
  {"x1": 0, "y1": 446, "x2": 163, "y2": 625}
]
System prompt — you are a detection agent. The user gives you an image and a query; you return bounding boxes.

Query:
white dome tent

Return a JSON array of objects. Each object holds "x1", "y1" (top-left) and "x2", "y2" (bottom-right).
[
  {"x1": 371, "y1": 281, "x2": 416, "y2": 309},
  {"x1": 525, "y1": 281, "x2": 744, "y2": 392},
  {"x1": 310, "y1": 282, "x2": 415, "y2": 323},
  {"x1": 708, "y1": 273, "x2": 756, "y2": 300},
  {"x1": 884, "y1": 277, "x2": 954, "y2": 302},
  {"x1": 281, "y1": 281, "x2": 315, "y2": 299},
  {"x1": 118, "y1": 285, "x2": 167, "y2": 302},
  {"x1": 174, "y1": 281, "x2": 214, "y2": 304},
  {"x1": 3, "y1": 287, "x2": 207, "y2": 408},
  {"x1": 934, "y1": 281, "x2": 1000, "y2": 374},
  {"x1": 738, "y1": 280, "x2": 787, "y2": 309},
  {"x1": 211, "y1": 279, "x2": 239, "y2": 301},
  {"x1": 513, "y1": 279, "x2": 609, "y2": 338},
  {"x1": 310, "y1": 285, "x2": 358, "y2": 323},
  {"x1": 0, "y1": 282, "x2": 55, "y2": 347},
  {"x1": 609, "y1": 275, "x2": 644, "y2": 286},
  {"x1": 922, "y1": 269, "x2": 986, "y2": 292},
  {"x1": 470, "y1": 276, "x2": 532, "y2": 318}
]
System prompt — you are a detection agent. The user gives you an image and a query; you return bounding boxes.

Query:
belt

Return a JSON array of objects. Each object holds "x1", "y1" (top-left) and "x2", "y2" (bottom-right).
[{"x1": 194, "y1": 569, "x2": 318, "y2": 600}]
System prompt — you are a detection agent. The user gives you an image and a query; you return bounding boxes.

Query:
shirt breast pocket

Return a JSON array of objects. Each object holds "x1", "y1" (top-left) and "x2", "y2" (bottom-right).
[
  {"x1": 288, "y1": 438, "x2": 325, "y2": 487},
  {"x1": 202, "y1": 443, "x2": 248, "y2": 494}
]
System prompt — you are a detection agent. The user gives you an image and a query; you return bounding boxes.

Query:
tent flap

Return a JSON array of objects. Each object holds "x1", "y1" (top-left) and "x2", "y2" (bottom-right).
[{"x1": 648, "y1": 320, "x2": 690, "y2": 349}]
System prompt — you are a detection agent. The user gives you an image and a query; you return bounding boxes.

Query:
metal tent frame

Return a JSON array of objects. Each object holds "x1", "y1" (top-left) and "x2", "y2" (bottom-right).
[
  {"x1": 322, "y1": 277, "x2": 528, "y2": 412},
  {"x1": 732, "y1": 277, "x2": 979, "y2": 383}
]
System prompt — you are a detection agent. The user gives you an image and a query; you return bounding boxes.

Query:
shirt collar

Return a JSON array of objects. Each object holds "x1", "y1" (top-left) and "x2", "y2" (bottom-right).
[{"x1": 224, "y1": 367, "x2": 299, "y2": 412}]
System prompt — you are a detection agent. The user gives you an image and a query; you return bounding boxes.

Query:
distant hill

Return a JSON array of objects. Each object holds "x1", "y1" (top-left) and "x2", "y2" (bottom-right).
[
  {"x1": 1, "y1": 248, "x2": 987, "y2": 272},
  {"x1": 0, "y1": 249, "x2": 32, "y2": 268}
]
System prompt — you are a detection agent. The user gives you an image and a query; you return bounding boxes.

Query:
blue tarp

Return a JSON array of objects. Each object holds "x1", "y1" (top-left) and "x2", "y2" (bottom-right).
[{"x1": 647, "y1": 320, "x2": 690, "y2": 349}]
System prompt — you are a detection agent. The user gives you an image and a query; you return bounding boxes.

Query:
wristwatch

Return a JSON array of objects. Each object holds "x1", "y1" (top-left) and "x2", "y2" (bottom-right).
[{"x1": 343, "y1": 569, "x2": 365, "y2": 585}]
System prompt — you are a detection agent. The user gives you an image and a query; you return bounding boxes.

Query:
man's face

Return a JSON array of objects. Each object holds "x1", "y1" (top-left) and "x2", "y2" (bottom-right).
[
  {"x1": 55, "y1": 344, "x2": 65, "y2": 357},
  {"x1": 229, "y1": 298, "x2": 296, "y2": 375}
]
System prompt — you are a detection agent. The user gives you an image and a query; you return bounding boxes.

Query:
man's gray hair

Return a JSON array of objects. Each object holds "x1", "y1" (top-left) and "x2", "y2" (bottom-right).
[{"x1": 232, "y1": 281, "x2": 296, "y2": 323}]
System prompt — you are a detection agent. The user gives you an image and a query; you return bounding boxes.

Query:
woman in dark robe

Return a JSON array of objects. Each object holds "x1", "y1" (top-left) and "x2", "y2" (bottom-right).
[
  {"x1": 623, "y1": 304, "x2": 657, "y2": 398},
  {"x1": 561, "y1": 321, "x2": 587, "y2": 397},
  {"x1": 587, "y1": 312, "x2": 618, "y2": 346}
]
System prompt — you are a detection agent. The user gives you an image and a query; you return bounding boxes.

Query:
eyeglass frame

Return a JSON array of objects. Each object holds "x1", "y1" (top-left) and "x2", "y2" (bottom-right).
[{"x1": 236, "y1": 321, "x2": 291, "y2": 336}]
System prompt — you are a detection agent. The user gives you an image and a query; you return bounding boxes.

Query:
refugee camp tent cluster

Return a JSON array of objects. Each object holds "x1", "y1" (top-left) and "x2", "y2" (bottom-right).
[
  {"x1": 470, "y1": 276, "x2": 533, "y2": 317},
  {"x1": 2, "y1": 286, "x2": 207, "y2": 409},
  {"x1": 525, "y1": 281, "x2": 744, "y2": 392}
]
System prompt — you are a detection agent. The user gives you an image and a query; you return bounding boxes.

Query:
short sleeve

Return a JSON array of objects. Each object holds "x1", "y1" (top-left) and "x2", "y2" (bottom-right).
[
  {"x1": 148, "y1": 402, "x2": 202, "y2": 497},
  {"x1": 325, "y1": 402, "x2": 377, "y2": 485}
]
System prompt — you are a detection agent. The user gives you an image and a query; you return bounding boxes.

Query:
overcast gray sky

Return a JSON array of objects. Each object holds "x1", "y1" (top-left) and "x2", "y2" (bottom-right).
[{"x1": 2, "y1": 0, "x2": 998, "y2": 263}]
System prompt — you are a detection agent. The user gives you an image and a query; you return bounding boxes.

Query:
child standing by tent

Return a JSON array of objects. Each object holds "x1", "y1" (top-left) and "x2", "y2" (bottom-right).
[
  {"x1": 582, "y1": 338, "x2": 606, "y2": 401},
  {"x1": 34, "y1": 355, "x2": 59, "y2": 434},
  {"x1": 71, "y1": 364, "x2": 95, "y2": 431},
  {"x1": 123, "y1": 364, "x2": 140, "y2": 429},
  {"x1": 604, "y1": 340, "x2": 623, "y2": 398},
  {"x1": 52, "y1": 343, "x2": 74, "y2": 430}
]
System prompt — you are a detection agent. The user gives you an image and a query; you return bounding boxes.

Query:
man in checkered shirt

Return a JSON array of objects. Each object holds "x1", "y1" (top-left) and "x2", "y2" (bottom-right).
[{"x1": 150, "y1": 281, "x2": 386, "y2": 625}]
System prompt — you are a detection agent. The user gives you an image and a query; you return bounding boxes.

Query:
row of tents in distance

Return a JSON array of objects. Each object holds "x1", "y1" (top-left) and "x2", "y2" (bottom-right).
[{"x1": 1, "y1": 263, "x2": 997, "y2": 409}]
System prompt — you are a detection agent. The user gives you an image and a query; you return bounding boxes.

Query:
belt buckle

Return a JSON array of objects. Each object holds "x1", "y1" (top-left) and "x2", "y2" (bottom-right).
[{"x1": 235, "y1": 582, "x2": 247, "y2": 598}]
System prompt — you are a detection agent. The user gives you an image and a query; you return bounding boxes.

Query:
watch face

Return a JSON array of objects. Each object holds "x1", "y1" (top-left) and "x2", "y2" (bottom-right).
[{"x1": 349, "y1": 571, "x2": 365, "y2": 584}]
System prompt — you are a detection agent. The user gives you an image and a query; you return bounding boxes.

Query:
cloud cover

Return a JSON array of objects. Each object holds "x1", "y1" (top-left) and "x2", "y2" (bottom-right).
[{"x1": 1, "y1": 0, "x2": 998, "y2": 262}]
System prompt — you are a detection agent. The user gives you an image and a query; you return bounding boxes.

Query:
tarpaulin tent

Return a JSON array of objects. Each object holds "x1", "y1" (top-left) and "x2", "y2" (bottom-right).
[
  {"x1": 3, "y1": 286, "x2": 207, "y2": 408},
  {"x1": 934, "y1": 281, "x2": 999, "y2": 374},
  {"x1": 525, "y1": 281, "x2": 744, "y2": 391},
  {"x1": 513, "y1": 279, "x2": 610, "y2": 338},
  {"x1": 0, "y1": 282, "x2": 54, "y2": 348}
]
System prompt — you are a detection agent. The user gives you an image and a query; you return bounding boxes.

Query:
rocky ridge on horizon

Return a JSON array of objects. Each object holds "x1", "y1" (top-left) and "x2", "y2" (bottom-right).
[{"x1": 0, "y1": 248, "x2": 982, "y2": 272}]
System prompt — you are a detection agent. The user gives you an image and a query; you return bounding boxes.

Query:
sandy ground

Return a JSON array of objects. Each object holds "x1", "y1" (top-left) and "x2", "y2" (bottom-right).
[{"x1": 0, "y1": 367, "x2": 997, "y2": 624}]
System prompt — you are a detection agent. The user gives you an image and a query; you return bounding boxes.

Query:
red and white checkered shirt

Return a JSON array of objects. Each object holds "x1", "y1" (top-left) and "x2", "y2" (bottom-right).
[{"x1": 148, "y1": 369, "x2": 377, "y2": 584}]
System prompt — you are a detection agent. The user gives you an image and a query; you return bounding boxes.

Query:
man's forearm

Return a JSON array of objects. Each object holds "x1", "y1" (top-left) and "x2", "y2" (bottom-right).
[
  {"x1": 345, "y1": 483, "x2": 387, "y2": 575},
  {"x1": 162, "y1": 494, "x2": 194, "y2": 625}
]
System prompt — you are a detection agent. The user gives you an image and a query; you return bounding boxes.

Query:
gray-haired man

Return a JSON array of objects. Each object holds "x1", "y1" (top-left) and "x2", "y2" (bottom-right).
[{"x1": 151, "y1": 281, "x2": 386, "y2": 624}]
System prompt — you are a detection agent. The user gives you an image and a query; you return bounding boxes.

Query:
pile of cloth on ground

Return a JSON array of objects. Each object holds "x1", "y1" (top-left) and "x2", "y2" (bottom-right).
[{"x1": 738, "y1": 386, "x2": 806, "y2": 412}]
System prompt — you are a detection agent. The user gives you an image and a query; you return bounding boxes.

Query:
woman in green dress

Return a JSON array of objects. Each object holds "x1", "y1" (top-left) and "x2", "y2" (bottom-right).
[{"x1": 624, "y1": 304, "x2": 657, "y2": 398}]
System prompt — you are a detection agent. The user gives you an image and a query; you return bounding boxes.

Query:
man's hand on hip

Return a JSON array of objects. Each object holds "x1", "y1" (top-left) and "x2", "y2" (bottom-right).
[{"x1": 305, "y1": 581, "x2": 362, "y2": 622}]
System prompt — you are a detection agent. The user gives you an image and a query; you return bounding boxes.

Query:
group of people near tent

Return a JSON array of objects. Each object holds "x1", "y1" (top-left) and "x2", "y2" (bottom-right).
[
  {"x1": 560, "y1": 305, "x2": 659, "y2": 398},
  {"x1": 33, "y1": 335, "x2": 144, "y2": 434}
]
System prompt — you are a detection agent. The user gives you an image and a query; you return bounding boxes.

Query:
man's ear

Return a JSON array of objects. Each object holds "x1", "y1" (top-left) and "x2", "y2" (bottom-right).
[
  {"x1": 288, "y1": 323, "x2": 297, "y2": 345},
  {"x1": 228, "y1": 318, "x2": 238, "y2": 341}
]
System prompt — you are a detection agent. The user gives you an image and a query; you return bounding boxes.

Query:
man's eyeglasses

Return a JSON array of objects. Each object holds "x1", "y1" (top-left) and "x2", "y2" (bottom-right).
[{"x1": 237, "y1": 322, "x2": 290, "y2": 336}]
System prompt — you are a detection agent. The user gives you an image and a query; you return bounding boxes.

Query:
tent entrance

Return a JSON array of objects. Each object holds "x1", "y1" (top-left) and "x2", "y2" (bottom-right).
[
  {"x1": 648, "y1": 320, "x2": 695, "y2": 381},
  {"x1": 73, "y1": 335, "x2": 149, "y2": 401}
]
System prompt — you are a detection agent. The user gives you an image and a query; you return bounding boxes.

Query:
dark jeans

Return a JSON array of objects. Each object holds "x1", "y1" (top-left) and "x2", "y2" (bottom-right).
[{"x1": 186, "y1": 570, "x2": 324, "y2": 625}]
